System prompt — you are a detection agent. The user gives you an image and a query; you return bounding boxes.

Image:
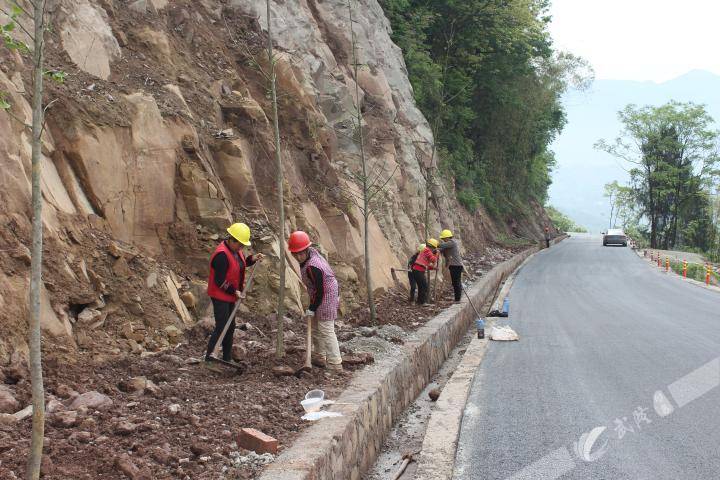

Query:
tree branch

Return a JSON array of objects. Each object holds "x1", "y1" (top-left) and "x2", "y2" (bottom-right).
[{"x1": 0, "y1": 8, "x2": 36, "y2": 43}]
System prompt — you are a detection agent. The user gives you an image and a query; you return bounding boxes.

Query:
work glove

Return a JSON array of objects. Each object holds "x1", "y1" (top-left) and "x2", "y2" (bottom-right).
[{"x1": 304, "y1": 309, "x2": 315, "y2": 318}]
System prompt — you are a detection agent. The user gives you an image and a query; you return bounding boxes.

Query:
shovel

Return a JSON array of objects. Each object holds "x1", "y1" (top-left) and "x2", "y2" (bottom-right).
[
  {"x1": 210, "y1": 263, "x2": 259, "y2": 360},
  {"x1": 390, "y1": 267, "x2": 410, "y2": 291},
  {"x1": 462, "y1": 284, "x2": 482, "y2": 319},
  {"x1": 294, "y1": 312, "x2": 313, "y2": 376},
  {"x1": 431, "y1": 256, "x2": 441, "y2": 303}
]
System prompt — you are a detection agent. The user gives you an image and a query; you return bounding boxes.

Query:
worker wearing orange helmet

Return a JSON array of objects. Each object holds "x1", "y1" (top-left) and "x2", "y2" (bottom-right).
[
  {"x1": 411, "y1": 239, "x2": 439, "y2": 305},
  {"x1": 205, "y1": 222, "x2": 264, "y2": 362},
  {"x1": 288, "y1": 231, "x2": 342, "y2": 371}
]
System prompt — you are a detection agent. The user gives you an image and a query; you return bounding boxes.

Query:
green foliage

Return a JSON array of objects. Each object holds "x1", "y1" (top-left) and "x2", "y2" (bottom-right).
[
  {"x1": 1, "y1": 4, "x2": 29, "y2": 52},
  {"x1": 380, "y1": 0, "x2": 591, "y2": 217},
  {"x1": 44, "y1": 70, "x2": 67, "y2": 83},
  {"x1": 546, "y1": 205, "x2": 587, "y2": 233},
  {"x1": 668, "y1": 258, "x2": 718, "y2": 284},
  {"x1": 596, "y1": 102, "x2": 720, "y2": 250},
  {"x1": 0, "y1": 92, "x2": 10, "y2": 110},
  {"x1": 495, "y1": 232, "x2": 534, "y2": 247},
  {"x1": 1, "y1": 5, "x2": 66, "y2": 114},
  {"x1": 456, "y1": 189, "x2": 481, "y2": 212}
]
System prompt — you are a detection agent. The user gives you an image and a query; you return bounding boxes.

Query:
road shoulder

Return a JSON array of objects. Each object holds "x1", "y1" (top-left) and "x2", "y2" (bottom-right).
[{"x1": 412, "y1": 239, "x2": 559, "y2": 479}]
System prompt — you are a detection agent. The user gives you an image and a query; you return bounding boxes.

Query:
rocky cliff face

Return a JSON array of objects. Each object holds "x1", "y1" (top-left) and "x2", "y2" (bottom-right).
[{"x1": 0, "y1": 0, "x2": 551, "y2": 362}]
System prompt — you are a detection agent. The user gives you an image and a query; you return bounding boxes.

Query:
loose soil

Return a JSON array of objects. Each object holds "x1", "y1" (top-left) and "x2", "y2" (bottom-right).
[
  {"x1": 0, "y1": 243, "x2": 526, "y2": 480},
  {"x1": 0, "y1": 314, "x2": 354, "y2": 480}
]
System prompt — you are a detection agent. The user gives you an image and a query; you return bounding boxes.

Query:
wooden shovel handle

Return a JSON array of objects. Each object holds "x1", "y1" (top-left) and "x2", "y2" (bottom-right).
[{"x1": 304, "y1": 314, "x2": 312, "y2": 369}]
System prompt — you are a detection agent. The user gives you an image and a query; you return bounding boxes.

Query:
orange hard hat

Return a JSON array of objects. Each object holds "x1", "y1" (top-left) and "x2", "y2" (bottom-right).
[{"x1": 288, "y1": 231, "x2": 312, "y2": 253}]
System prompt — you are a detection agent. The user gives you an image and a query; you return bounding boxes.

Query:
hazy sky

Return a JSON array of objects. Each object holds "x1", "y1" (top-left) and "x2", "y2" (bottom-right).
[{"x1": 549, "y1": 0, "x2": 720, "y2": 82}]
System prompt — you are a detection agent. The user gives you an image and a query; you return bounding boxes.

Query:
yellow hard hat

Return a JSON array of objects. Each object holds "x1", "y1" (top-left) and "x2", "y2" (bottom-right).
[
  {"x1": 439, "y1": 229, "x2": 453, "y2": 239},
  {"x1": 427, "y1": 238, "x2": 439, "y2": 249},
  {"x1": 418, "y1": 243, "x2": 426, "y2": 252},
  {"x1": 227, "y1": 222, "x2": 251, "y2": 246}
]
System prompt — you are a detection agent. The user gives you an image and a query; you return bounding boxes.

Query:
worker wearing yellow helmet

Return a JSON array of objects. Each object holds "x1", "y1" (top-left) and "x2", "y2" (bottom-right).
[
  {"x1": 406, "y1": 243, "x2": 426, "y2": 303},
  {"x1": 438, "y1": 229, "x2": 464, "y2": 302},
  {"x1": 411, "y1": 239, "x2": 439, "y2": 305},
  {"x1": 205, "y1": 222, "x2": 264, "y2": 362}
]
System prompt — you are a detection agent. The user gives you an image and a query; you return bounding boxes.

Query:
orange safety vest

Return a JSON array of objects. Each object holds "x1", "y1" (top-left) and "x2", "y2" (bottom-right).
[
  {"x1": 206, "y1": 241, "x2": 246, "y2": 302},
  {"x1": 413, "y1": 248, "x2": 437, "y2": 272}
]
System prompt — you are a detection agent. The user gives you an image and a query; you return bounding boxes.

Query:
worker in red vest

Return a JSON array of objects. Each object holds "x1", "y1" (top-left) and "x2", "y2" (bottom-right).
[
  {"x1": 411, "y1": 239, "x2": 438, "y2": 305},
  {"x1": 407, "y1": 243, "x2": 425, "y2": 303},
  {"x1": 205, "y1": 222, "x2": 264, "y2": 361}
]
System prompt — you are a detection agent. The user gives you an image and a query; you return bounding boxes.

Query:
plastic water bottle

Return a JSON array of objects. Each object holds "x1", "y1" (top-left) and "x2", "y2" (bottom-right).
[
  {"x1": 502, "y1": 297, "x2": 510, "y2": 316},
  {"x1": 476, "y1": 318, "x2": 485, "y2": 339}
]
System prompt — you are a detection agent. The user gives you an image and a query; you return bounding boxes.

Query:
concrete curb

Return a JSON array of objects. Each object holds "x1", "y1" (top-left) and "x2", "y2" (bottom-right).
[
  {"x1": 258, "y1": 243, "x2": 551, "y2": 480},
  {"x1": 413, "y1": 234, "x2": 567, "y2": 479}
]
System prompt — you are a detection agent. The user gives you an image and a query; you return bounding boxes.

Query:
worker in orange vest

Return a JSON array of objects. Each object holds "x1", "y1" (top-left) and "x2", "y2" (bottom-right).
[
  {"x1": 407, "y1": 243, "x2": 426, "y2": 303},
  {"x1": 205, "y1": 223, "x2": 264, "y2": 362},
  {"x1": 411, "y1": 239, "x2": 439, "y2": 305}
]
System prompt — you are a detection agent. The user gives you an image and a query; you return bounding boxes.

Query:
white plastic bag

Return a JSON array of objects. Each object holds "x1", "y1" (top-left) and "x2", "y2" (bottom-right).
[
  {"x1": 489, "y1": 325, "x2": 519, "y2": 341},
  {"x1": 302, "y1": 411, "x2": 343, "y2": 421}
]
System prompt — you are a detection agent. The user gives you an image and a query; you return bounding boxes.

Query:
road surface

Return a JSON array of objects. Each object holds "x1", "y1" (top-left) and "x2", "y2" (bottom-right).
[{"x1": 454, "y1": 234, "x2": 720, "y2": 480}]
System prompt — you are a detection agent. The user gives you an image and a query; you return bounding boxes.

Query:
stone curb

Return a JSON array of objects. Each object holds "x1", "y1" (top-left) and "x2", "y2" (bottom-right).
[{"x1": 258, "y1": 242, "x2": 556, "y2": 480}]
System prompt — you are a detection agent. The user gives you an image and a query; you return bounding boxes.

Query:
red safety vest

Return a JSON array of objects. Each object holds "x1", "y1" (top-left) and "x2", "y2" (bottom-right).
[
  {"x1": 207, "y1": 241, "x2": 246, "y2": 302},
  {"x1": 413, "y1": 248, "x2": 437, "y2": 272}
]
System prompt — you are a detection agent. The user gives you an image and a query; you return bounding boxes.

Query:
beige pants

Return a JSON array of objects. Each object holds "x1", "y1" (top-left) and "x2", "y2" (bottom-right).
[{"x1": 312, "y1": 317, "x2": 342, "y2": 365}]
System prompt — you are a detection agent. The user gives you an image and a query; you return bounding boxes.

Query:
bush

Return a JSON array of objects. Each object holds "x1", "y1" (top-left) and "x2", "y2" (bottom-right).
[{"x1": 457, "y1": 189, "x2": 482, "y2": 212}]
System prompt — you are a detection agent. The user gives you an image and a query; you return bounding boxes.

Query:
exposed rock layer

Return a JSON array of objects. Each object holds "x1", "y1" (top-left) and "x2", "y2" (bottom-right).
[{"x1": 0, "y1": 0, "x2": 551, "y2": 362}]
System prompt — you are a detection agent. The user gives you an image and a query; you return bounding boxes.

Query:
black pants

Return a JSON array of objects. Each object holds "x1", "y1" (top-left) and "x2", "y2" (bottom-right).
[
  {"x1": 449, "y1": 265, "x2": 464, "y2": 301},
  {"x1": 408, "y1": 271, "x2": 417, "y2": 301},
  {"x1": 206, "y1": 298, "x2": 236, "y2": 361},
  {"x1": 545, "y1": 238, "x2": 550, "y2": 248},
  {"x1": 411, "y1": 270, "x2": 429, "y2": 304}
]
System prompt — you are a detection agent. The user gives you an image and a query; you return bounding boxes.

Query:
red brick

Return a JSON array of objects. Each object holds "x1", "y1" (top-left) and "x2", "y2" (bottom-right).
[{"x1": 237, "y1": 428, "x2": 278, "y2": 454}]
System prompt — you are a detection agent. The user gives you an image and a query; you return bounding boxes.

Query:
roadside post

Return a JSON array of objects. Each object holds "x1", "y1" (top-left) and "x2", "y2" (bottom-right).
[
  {"x1": 665, "y1": 257, "x2": 669, "y2": 272},
  {"x1": 683, "y1": 259, "x2": 687, "y2": 279},
  {"x1": 657, "y1": 255, "x2": 661, "y2": 267},
  {"x1": 706, "y1": 264, "x2": 712, "y2": 285}
]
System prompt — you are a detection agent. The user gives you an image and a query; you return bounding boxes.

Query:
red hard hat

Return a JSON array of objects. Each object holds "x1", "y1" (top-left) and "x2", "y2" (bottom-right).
[{"x1": 288, "y1": 231, "x2": 312, "y2": 253}]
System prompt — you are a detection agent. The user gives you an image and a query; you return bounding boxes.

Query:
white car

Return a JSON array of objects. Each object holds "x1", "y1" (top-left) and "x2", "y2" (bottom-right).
[{"x1": 603, "y1": 229, "x2": 627, "y2": 247}]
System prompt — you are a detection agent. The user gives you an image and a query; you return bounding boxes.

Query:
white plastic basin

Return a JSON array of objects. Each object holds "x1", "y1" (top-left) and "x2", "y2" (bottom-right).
[
  {"x1": 301, "y1": 397, "x2": 323, "y2": 413},
  {"x1": 304, "y1": 389, "x2": 325, "y2": 401}
]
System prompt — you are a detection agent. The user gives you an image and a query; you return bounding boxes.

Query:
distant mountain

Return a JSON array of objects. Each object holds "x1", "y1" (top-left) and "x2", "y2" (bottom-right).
[{"x1": 549, "y1": 70, "x2": 720, "y2": 233}]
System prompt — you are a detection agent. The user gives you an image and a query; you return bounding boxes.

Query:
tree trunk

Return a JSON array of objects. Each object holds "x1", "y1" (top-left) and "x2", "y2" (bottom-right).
[
  {"x1": 670, "y1": 184, "x2": 681, "y2": 249},
  {"x1": 347, "y1": 0, "x2": 376, "y2": 324},
  {"x1": 267, "y1": 0, "x2": 286, "y2": 358},
  {"x1": 27, "y1": 1, "x2": 47, "y2": 478}
]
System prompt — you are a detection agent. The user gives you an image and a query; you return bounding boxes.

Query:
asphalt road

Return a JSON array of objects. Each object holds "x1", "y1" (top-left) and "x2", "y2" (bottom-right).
[{"x1": 454, "y1": 234, "x2": 720, "y2": 480}]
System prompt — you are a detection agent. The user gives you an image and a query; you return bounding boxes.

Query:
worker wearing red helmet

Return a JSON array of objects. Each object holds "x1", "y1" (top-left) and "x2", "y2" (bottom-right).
[{"x1": 288, "y1": 231, "x2": 343, "y2": 371}]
